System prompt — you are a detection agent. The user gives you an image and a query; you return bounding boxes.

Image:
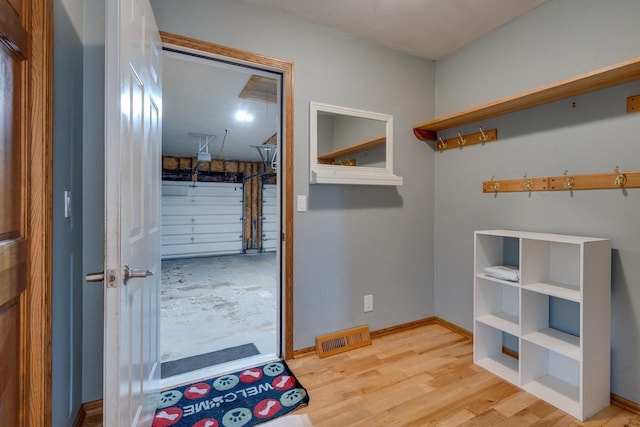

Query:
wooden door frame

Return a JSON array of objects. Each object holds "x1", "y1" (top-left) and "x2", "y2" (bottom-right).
[
  {"x1": 158, "y1": 32, "x2": 295, "y2": 359},
  {"x1": 14, "y1": 0, "x2": 53, "y2": 425}
]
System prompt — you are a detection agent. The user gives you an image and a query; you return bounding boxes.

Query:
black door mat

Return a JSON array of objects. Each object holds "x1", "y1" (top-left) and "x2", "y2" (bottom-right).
[{"x1": 161, "y1": 343, "x2": 260, "y2": 378}]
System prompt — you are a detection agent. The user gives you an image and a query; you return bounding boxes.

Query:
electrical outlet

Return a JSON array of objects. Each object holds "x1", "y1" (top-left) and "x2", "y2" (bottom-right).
[{"x1": 364, "y1": 294, "x2": 373, "y2": 312}]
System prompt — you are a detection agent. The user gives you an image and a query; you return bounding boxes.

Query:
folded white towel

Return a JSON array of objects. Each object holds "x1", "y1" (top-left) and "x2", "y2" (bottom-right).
[{"x1": 483, "y1": 265, "x2": 519, "y2": 282}]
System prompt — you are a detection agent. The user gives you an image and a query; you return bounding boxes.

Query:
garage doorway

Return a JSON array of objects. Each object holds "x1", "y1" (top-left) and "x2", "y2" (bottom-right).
[{"x1": 158, "y1": 42, "x2": 286, "y2": 386}]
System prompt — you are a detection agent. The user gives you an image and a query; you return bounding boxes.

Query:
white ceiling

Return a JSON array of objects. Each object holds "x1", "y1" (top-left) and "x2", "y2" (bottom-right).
[
  {"x1": 162, "y1": 0, "x2": 552, "y2": 162},
  {"x1": 244, "y1": 0, "x2": 551, "y2": 60},
  {"x1": 162, "y1": 51, "x2": 279, "y2": 161}
]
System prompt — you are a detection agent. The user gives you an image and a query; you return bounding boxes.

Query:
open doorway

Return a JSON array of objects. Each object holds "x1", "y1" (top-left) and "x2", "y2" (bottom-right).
[{"x1": 159, "y1": 46, "x2": 283, "y2": 386}]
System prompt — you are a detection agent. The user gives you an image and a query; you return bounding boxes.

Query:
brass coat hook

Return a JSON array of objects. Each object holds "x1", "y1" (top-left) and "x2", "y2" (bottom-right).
[
  {"x1": 489, "y1": 176, "x2": 500, "y2": 192},
  {"x1": 523, "y1": 173, "x2": 534, "y2": 191},
  {"x1": 563, "y1": 170, "x2": 574, "y2": 189},
  {"x1": 614, "y1": 165, "x2": 627, "y2": 187},
  {"x1": 478, "y1": 126, "x2": 489, "y2": 142},
  {"x1": 457, "y1": 131, "x2": 466, "y2": 146},
  {"x1": 435, "y1": 128, "x2": 498, "y2": 151}
]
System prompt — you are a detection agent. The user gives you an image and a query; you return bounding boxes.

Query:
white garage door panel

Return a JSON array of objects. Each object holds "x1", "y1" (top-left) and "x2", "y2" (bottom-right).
[
  {"x1": 162, "y1": 197, "x2": 242, "y2": 208},
  {"x1": 162, "y1": 181, "x2": 243, "y2": 258},
  {"x1": 262, "y1": 184, "x2": 278, "y2": 252},
  {"x1": 162, "y1": 181, "x2": 242, "y2": 197},
  {"x1": 162, "y1": 223, "x2": 243, "y2": 235},
  {"x1": 162, "y1": 214, "x2": 241, "y2": 227},
  {"x1": 262, "y1": 222, "x2": 277, "y2": 233},
  {"x1": 163, "y1": 204, "x2": 242, "y2": 216},
  {"x1": 263, "y1": 185, "x2": 277, "y2": 200},
  {"x1": 262, "y1": 196, "x2": 276, "y2": 206},
  {"x1": 162, "y1": 232, "x2": 242, "y2": 246}
]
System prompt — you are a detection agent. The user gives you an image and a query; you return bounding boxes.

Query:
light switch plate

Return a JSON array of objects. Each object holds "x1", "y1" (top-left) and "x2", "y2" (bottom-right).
[
  {"x1": 297, "y1": 195, "x2": 307, "y2": 212},
  {"x1": 64, "y1": 191, "x2": 72, "y2": 218}
]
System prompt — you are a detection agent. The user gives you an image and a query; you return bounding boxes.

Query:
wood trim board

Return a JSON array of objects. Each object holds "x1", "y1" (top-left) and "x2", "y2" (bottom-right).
[
  {"x1": 72, "y1": 399, "x2": 103, "y2": 427},
  {"x1": 370, "y1": 316, "x2": 439, "y2": 338},
  {"x1": 159, "y1": 31, "x2": 296, "y2": 359},
  {"x1": 293, "y1": 317, "x2": 443, "y2": 358},
  {"x1": 23, "y1": 0, "x2": 54, "y2": 425},
  {"x1": 611, "y1": 393, "x2": 640, "y2": 416}
]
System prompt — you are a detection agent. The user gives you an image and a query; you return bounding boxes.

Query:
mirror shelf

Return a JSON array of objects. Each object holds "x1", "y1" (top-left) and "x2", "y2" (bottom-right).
[
  {"x1": 310, "y1": 102, "x2": 403, "y2": 186},
  {"x1": 311, "y1": 164, "x2": 403, "y2": 185},
  {"x1": 317, "y1": 135, "x2": 385, "y2": 164}
]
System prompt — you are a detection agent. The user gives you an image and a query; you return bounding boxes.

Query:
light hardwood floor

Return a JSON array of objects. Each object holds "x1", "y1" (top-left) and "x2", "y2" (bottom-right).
[{"x1": 287, "y1": 324, "x2": 640, "y2": 427}]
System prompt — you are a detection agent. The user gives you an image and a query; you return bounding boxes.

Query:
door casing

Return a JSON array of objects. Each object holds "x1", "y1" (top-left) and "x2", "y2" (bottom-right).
[
  {"x1": 159, "y1": 32, "x2": 295, "y2": 358},
  {"x1": 0, "y1": 0, "x2": 53, "y2": 425}
]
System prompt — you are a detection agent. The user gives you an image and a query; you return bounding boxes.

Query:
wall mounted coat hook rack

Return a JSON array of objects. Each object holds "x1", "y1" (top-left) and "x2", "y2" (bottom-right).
[
  {"x1": 436, "y1": 128, "x2": 498, "y2": 152},
  {"x1": 485, "y1": 167, "x2": 640, "y2": 193}
]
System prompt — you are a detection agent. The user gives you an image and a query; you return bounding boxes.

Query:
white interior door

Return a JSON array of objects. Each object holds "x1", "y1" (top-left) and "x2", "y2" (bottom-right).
[{"x1": 104, "y1": 0, "x2": 162, "y2": 425}]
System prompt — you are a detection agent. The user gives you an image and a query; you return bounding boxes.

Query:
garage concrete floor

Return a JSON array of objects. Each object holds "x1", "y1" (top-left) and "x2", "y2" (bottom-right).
[{"x1": 160, "y1": 253, "x2": 278, "y2": 364}]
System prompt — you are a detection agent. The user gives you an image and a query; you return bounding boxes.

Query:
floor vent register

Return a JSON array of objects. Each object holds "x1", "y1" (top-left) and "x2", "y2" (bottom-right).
[{"x1": 315, "y1": 325, "x2": 372, "y2": 358}]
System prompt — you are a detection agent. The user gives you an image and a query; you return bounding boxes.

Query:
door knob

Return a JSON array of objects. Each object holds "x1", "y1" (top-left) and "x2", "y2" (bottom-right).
[
  {"x1": 124, "y1": 265, "x2": 153, "y2": 282},
  {"x1": 85, "y1": 266, "x2": 152, "y2": 284}
]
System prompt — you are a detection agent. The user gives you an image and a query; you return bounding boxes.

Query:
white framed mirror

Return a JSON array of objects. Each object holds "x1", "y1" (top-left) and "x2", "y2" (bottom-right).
[{"x1": 309, "y1": 102, "x2": 403, "y2": 185}]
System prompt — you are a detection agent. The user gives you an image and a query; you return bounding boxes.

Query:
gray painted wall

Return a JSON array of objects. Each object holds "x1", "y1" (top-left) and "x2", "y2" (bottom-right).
[
  {"x1": 435, "y1": 0, "x2": 640, "y2": 117},
  {"x1": 81, "y1": 0, "x2": 106, "y2": 402},
  {"x1": 149, "y1": 0, "x2": 436, "y2": 348},
  {"x1": 74, "y1": 0, "x2": 640, "y2": 409},
  {"x1": 78, "y1": 0, "x2": 436, "y2": 402},
  {"x1": 433, "y1": 0, "x2": 640, "y2": 403},
  {"x1": 52, "y1": 0, "x2": 84, "y2": 424}
]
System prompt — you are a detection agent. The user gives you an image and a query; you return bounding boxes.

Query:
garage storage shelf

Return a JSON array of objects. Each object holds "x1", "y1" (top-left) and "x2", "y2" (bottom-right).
[{"x1": 474, "y1": 230, "x2": 611, "y2": 421}]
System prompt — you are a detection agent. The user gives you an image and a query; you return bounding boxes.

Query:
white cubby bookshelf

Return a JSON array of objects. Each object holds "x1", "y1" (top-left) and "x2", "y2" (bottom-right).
[{"x1": 473, "y1": 230, "x2": 611, "y2": 421}]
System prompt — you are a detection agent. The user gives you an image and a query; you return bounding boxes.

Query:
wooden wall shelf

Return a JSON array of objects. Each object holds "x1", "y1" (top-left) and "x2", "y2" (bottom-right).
[
  {"x1": 317, "y1": 135, "x2": 385, "y2": 164},
  {"x1": 414, "y1": 57, "x2": 640, "y2": 142},
  {"x1": 483, "y1": 168, "x2": 640, "y2": 193}
]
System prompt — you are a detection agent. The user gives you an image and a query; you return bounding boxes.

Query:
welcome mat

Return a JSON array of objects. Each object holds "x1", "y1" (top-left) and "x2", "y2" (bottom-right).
[
  {"x1": 153, "y1": 361, "x2": 309, "y2": 427},
  {"x1": 161, "y1": 344, "x2": 260, "y2": 378}
]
